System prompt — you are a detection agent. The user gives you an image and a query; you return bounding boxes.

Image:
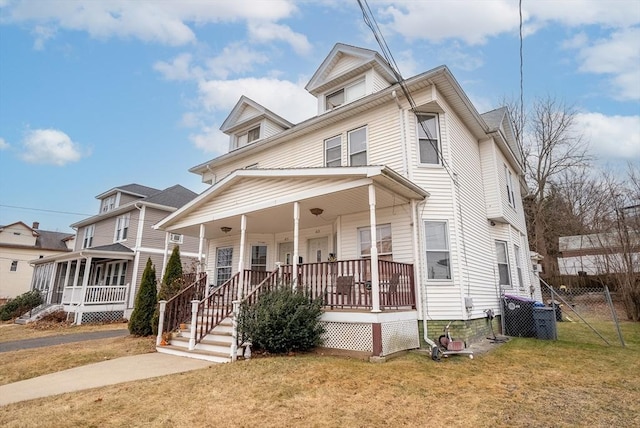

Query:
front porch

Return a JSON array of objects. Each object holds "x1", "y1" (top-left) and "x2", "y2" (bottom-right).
[{"x1": 157, "y1": 258, "x2": 419, "y2": 362}]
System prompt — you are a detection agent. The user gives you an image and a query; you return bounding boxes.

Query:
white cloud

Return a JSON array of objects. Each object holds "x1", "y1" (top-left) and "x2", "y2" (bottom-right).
[
  {"x1": 154, "y1": 53, "x2": 203, "y2": 81},
  {"x1": 571, "y1": 27, "x2": 640, "y2": 101},
  {"x1": 438, "y1": 42, "x2": 484, "y2": 71},
  {"x1": 189, "y1": 124, "x2": 230, "y2": 154},
  {"x1": 206, "y1": 43, "x2": 270, "y2": 79},
  {"x1": 0, "y1": 137, "x2": 9, "y2": 150},
  {"x1": 379, "y1": 0, "x2": 639, "y2": 45},
  {"x1": 575, "y1": 112, "x2": 640, "y2": 161},
  {"x1": 248, "y1": 22, "x2": 312, "y2": 55},
  {"x1": 2, "y1": 0, "x2": 299, "y2": 47},
  {"x1": 20, "y1": 129, "x2": 85, "y2": 165}
]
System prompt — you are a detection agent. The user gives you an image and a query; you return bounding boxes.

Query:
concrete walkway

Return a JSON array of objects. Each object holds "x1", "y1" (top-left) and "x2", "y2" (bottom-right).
[
  {"x1": 0, "y1": 352, "x2": 212, "y2": 406},
  {"x1": 0, "y1": 328, "x2": 130, "y2": 353}
]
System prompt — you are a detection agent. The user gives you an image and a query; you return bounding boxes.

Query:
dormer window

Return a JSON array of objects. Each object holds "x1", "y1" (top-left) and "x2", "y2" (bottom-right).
[
  {"x1": 247, "y1": 126, "x2": 260, "y2": 142},
  {"x1": 101, "y1": 195, "x2": 116, "y2": 213},
  {"x1": 325, "y1": 78, "x2": 366, "y2": 110}
]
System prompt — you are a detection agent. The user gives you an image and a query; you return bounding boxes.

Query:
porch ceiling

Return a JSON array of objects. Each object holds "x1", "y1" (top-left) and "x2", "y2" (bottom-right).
[{"x1": 181, "y1": 179, "x2": 418, "y2": 239}]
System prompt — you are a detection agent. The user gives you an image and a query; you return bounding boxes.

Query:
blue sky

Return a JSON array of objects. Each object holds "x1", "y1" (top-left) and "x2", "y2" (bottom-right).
[{"x1": 1, "y1": 0, "x2": 638, "y2": 233}]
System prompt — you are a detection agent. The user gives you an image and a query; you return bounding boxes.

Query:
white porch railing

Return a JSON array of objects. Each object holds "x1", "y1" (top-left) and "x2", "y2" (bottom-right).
[{"x1": 84, "y1": 284, "x2": 128, "y2": 304}]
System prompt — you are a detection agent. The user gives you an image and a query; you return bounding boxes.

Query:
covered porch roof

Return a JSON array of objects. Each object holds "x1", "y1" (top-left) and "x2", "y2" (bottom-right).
[
  {"x1": 30, "y1": 243, "x2": 135, "y2": 265},
  {"x1": 154, "y1": 166, "x2": 429, "y2": 239}
]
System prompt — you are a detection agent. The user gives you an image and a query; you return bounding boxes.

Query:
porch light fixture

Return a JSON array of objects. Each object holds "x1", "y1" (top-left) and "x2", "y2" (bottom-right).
[
  {"x1": 310, "y1": 208, "x2": 323, "y2": 216},
  {"x1": 220, "y1": 226, "x2": 232, "y2": 234}
]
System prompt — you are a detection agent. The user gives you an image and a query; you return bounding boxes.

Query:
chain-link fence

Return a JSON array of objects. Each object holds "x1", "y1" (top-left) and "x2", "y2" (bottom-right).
[{"x1": 500, "y1": 280, "x2": 626, "y2": 347}]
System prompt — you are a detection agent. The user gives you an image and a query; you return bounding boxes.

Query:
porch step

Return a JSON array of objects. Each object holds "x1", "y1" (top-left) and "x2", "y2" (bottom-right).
[
  {"x1": 156, "y1": 345, "x2": 231, "y2": 363},
  {"x1": 14, "y1": 304, "x2": 63, "y2": 324},
  {"x1": 157, "y1": 317, "x2": 234, "y2": 363}
]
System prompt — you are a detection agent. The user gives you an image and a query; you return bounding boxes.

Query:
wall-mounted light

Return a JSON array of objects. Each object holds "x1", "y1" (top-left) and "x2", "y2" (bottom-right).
[
  {"x1": 220, "y1": 226, "x2": 232, "y2": 234},
  {"x1": 310, "y1": 208, "x2": 324, "y2": 216}
]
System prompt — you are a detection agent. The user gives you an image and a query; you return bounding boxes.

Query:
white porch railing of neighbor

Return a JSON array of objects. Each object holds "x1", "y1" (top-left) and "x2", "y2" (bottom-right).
[{"x1": 84, "y1": 284, "x2": 128, "y2": 304}]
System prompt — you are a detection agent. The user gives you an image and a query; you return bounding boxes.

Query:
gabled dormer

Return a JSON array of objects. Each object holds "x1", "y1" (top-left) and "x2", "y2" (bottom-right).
[
  {"x1": 481, "y1": 107, "x2": 524, "y2": 174},
  {"x1": 95, "y1": 184, "x2": 160, "y2": 214},
  {"x1": 220, "y1": 96, "x2": 294, "y2": 152},
  {"x1": 305, "y1": 43, "x2": 397, "y2": 115}
]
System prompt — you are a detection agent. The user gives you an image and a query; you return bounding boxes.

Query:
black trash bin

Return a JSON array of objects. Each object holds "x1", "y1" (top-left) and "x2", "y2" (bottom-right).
[
  {"x1": 533, "y1": 307, "x2": 557, "y2": 340},
  {"x1": 502, "y1": 294, "x2": 536, "y2": 337}
]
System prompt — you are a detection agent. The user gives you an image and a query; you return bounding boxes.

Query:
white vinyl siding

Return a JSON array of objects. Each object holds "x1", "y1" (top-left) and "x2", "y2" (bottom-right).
[{"x1": 348, "y1": 126, "x2": 367, "y2": 166}]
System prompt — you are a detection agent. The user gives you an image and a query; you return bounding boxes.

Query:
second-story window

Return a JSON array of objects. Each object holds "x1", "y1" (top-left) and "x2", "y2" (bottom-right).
[
  {"x1": 325, "y1": 135, "x2": 342, "y2": 167},
  {"x1": 348, "y1": 126, "x2": 367, "y2": 166},
  {"x1": 505, "y1": 165, "x2": 516, "y2": 208},
  {"x1": 115, "y1": 214, "x2": 130, "y2": 242},
  {"x1": 417, "y1": 114, "x2": 441, "y2": 165},
  {"x1": 247, "y1": 126, "x2": 260, "y2": 142},
  {"x1": 82, "y1": 225, "x2": 94, "y2": 249},
  {"x1": 325, "y1": 78, "x2": 365, "y2": 110},
  {"x1": 169, "y1": 233, "x2": 183, "y2": 244}
]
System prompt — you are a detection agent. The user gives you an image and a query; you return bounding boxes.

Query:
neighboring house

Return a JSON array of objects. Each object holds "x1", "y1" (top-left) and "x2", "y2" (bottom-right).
[
  {"x1": 154, "y1": 43, "x2": 537, "y2": 361},
  {"x1": 0, "y1": 222, "x2": 74, "y2": 301},
  {"x1": 558, "y1": 232, "x2": 640, "y2": 275},
  {"x1": 28, "y1": 184, "x2": 200, "y2": 324}
]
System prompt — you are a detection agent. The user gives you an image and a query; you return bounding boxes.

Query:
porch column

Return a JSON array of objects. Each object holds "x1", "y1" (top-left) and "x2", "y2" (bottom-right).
[
  {"x1": 77, "y1": 257, "x2": 91, "y2": 325},
  {"x1": 237, "y1": 214, "x2": 247, "y2": 300},
  {"x1": 292, "y1": 201, "x2": 300, "y2": 287},
  {"x1": 369, "y1": 184, "x2": 381, "y2": 313},
  {"x1": 198, "y1": 224, "x2": 206, "y2": 274}
]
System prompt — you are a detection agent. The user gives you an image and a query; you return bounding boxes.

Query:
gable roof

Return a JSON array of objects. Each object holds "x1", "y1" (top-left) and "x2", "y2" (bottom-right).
[
  {"x1": 220, "y1": 96, "x2": 293, "y2": 134},
  {"x1": 481, "y1": 107, "x2": 507, "y2": 131},
  {"x1": 305, "y1": 43, "x2": 397, "y2": 96},
  {"x1": 481, "y1": 106, "x2": 524, "y2": 173},
  {"x1": 95, "y1": 183, "x2": 161, "y2": 200},
  {"x1": 0, "y1": 221, "x2": 39, "y2": 237},
  {"x1": 34, "y1": 230, "x2": 75, "y2": 251}
]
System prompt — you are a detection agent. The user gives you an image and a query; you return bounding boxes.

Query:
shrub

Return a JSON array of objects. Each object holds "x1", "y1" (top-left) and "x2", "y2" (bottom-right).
[
  {"x1": 239, "y1": 285, "x2": 325, "y2": 354},
  {"x1": 158, "y1": 246, "x2": 184, "y2": 300},
  {"x1": 129, "y1": 258, "x2": 158, "y2": 336},
  {"x1": 0, "y1": 290, "x2": 43, "y2": 321}
]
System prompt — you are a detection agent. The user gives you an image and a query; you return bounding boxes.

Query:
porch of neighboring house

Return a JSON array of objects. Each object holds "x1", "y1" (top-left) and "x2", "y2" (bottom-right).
[{"x1": 26, "y1": 245, "x2": 135, "y2": 324}]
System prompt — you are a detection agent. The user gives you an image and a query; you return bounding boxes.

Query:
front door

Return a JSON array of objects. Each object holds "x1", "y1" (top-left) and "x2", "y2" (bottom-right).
[
  {"x1": 308, "y1": 237, "x2": 328, "y2": 263},
  {"x1": 278, "y1": 242, "x2": 294, "y2": 265}
]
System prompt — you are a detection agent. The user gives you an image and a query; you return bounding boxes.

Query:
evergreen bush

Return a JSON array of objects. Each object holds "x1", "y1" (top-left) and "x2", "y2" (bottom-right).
[
  {"x1": 158, "y1": 246, "x2": 184, "y2": 300},
  {"x1": 239, "y1": 285, "x2": 325, "y2": 354},
  {"x1": 0, "y1": 290, "x2": 43, "y2": 321},
  {"x1": 129, "y1": 258, "x2": 158, "y2": 336}
]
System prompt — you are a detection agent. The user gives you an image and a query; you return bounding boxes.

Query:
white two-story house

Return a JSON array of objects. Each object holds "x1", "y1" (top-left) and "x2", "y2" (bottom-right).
[
  {"x1": 28, "y1": 184, "x2": 201, "y2": 324},
  {"x1": 154, "y1": 43, "x2": 537, "y2": 360}
]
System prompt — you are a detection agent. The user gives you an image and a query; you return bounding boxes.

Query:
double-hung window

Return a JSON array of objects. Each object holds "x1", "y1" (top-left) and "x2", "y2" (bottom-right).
[
  {"x1": 358, "y1": 224, "x2": 392, "y2": 258},
  {"x1": 10, "y1": 261, "x2": 18, "y2": 272},
  {"x1": 115, "y1": 214, "x2": 130, "y2": 242},
  {"x1": 325, "y1": 135, "x2": 342, "y2": 167},
  {"x1": 247, "y1": 126, "x2": 260, "y2": 143},
  {"x1": 169, "y1": 233, "x2": 183, "y2": 244},
  {"x1": 496, "y1": 241, "x2": 511, "y2": 287},
  {"x1": 251, "y1": 245, "x2": 267, "y2": 271},
  {"x1": 325, "y1": 78, "x2": 366, "y2": 110},
  {"x1": 425, "y1": 221, "x2": 451, "y2": 280},
  {"x1": 82, "y1": 225, "x2": 94, "y2": 249},
  {"x1": 417, "y1": 114, "x2": 441, "y2": 164},
  {"x1": 215, "y1": 247, "x2": 233, "y2": 286},
  {"x1": 348, "y1": 126, "x2": 367, "y2": 166},
  {"x1": 514, "y1": 244, "x2": 524, "y2": 289},
  {"x1": 101, "y1": 195, "x2": 116, "y2": 213}
]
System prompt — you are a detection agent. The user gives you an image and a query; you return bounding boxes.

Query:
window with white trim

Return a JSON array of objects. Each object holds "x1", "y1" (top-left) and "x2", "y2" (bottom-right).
[
  {"x1": 216, "y1": 247, "x2": 233, "y2": 286},
  {"x1": 115, "y1": 213, "x2": 130, "y2": 242},
  {"x1": 425, "y1": 221, "x2": 451, "y2": 280},
  {"x1": 251, "y1": 245, "x2": 267, "y2": 271},
  {"x1": 247, "y1": 126, "x2": 260, "y2": 142},
  {"x1": 169, "y1": 233, "x2": 183, "y2": 244},
  {"x1": 105, "y1": 261, "x2": 127, "y2": 286},
  {"x1": 324, "y1": 135, "x2": 341, "y2": 167},
  {"x1": 514, "y1": 244, "x2": 524, "y2": 289},
  {"x1": 325, "y1": 78, "x2": 366, "y2": 110},
  {"x1": 496, "y1": 241, "x2": 511, "y2": 287},
  {"x1": 348, "y1": 126, "x2": 367, "y2": 166},
  {"x1": 82, "y1": 225, "x2": 94, "y2": 249},
  {"x1": 417, "y1": 114, "x2": 441, "y2": 165},
  {"x1": 101, "y1": 195, "x2": 116, "y2": 213},
  {"x1": 358, "y1": 224, "x2": 392, "y2": 257},
  {"x1": 505, "y1": 165, "x2": 515, "y2": 207}
]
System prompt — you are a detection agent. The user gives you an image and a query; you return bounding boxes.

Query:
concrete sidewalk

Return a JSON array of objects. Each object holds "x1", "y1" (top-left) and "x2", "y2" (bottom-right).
[
  {"x1": 0, "y1": 352, "x2": 213, "y2": 406},
  {"x1": 0, "y1": 328, "x2": 130, "y2": 353}
]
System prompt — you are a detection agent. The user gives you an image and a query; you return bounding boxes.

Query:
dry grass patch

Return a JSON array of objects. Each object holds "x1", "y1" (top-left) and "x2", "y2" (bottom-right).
[
  {"x1": 0, "y1": 323, "x2": 638, "y2": 427},
  {"x1": 0, "y1": 335, "x2": 155, "y2": 386}
]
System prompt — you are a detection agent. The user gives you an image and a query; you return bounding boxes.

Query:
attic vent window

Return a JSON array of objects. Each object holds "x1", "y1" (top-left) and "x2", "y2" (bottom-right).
[{"x1": 325, "y1": 78, "x2": 366, "y2": 110}]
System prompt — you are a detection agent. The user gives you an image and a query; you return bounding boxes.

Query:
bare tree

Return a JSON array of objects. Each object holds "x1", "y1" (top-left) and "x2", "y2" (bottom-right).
[{"x1": 523, "y1": 95, "x2": 592, "y2": 275}]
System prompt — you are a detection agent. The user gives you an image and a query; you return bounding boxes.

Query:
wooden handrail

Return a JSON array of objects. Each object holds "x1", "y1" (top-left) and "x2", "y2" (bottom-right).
[{"x1": 161, "y1": 272, "x2": 207, "y2": 335}]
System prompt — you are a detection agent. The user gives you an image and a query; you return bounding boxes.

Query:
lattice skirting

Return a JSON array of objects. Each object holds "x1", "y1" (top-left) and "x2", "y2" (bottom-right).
[
  {"x1": 320, "y1": 320, "x2": 420, "y2": 356},
  {"x1": 381, "y1": 320, "x2": 420, "y2": 355},
  {"x1": 79, "y1": 310, "x2": 125, "y2": 324},
  {"x1": 320, "y1": 321, "x2": 373, "y2": 352}
]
